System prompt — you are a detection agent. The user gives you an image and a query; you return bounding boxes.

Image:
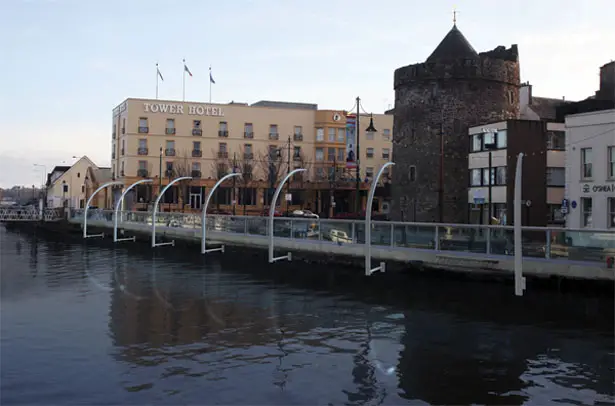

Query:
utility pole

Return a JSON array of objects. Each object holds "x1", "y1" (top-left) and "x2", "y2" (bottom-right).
[
  {"x1": 354, "y1": 96, "x2": 361, "y2": 215},
  {"x1": 439, "y1": 121, "x2": 444, "y2": 223}
]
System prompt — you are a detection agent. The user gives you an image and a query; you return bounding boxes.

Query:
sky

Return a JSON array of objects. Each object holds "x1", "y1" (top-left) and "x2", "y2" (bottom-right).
[{"x1": 0, "y1": 0, "x2": 613, "y2": 188}]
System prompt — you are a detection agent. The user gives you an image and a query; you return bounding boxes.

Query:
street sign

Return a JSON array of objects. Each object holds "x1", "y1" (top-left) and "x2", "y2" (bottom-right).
[
  {"x1": 562, "y1": 198, "x2": 569, "y2": 207},
  {"x1": 561, "y1": 206, "x2": 568, "y2": 215}
]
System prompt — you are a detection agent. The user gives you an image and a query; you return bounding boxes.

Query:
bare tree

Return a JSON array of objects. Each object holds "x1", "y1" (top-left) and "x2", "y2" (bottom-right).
[
  {"x1": 208, "y1": 148, "x2": 230, "y2": 210},
  {"x1": 235, "y1": 150, "x2": 256, "y2": 215},
  {"x1": 170, "y1": 150, "x2": 193, "y2": 212},
  {"x1": 291, "y1": 149, "x2": 312, "y2": 209},
  {"x1": 257, "y1": 146, "x2": 288, "y2": 210}
]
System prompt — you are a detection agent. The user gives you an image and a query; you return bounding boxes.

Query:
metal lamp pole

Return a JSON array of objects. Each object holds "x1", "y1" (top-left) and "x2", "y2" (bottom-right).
[
  {"x1": 483, "y1": 131, "x2": 497, "y2": 224},
  {"x1": 232, "y1": 152, "x2": 237, "y2": 215},
  {"x1": 354, "y1": 96, "x2": 361, "y2": 214},
  {"x1": 286, "y1": 135, "x2": 291, "y2": 216},
  {"x1": 158, "y1": 146, "x2": 163, "y2": 195}
]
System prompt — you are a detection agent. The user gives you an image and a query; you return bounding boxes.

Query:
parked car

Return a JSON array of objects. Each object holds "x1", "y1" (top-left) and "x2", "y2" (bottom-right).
[{"x1": 328, "y1": 229, "x2": 352, "y2": 243}]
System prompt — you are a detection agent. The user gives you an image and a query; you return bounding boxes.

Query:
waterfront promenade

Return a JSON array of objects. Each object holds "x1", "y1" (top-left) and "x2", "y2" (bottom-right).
[{"x1": 68, "y1": 209, "x2": 615, "y2": 282}]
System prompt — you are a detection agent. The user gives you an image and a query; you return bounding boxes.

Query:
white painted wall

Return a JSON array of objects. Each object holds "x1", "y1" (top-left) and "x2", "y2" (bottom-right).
[
  {"x1": 546, "y1": 150, "x2": 565, "y2": 168},
  {"x1": 565, "y1": 109, "x2": 615, "y2": 229}
]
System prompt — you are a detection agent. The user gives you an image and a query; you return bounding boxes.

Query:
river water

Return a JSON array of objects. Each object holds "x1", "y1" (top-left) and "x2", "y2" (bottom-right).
[{"x1": 1, "y1": 226, "x2": 613, "y2": 405}]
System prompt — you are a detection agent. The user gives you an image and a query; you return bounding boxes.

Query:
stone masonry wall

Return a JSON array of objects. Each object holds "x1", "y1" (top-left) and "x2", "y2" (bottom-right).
[{"x1": 391, "y1": 55, "x2": 520, "y2": 224}]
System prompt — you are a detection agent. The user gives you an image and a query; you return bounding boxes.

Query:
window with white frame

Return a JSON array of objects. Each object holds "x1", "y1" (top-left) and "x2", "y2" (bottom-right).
[
  {"x1": 546, "y1": 167, "x2": 565, "y2": 186},
  {"x1": 471, "y1": 134, "x2": 482, "y2": 152},
  {"x1": 328, "y1": 128, "x2": 335, "y2": 142},
  {"x1": 470, "y1": 169, "x2": 482, "y2": 186},
  {"x1": 366, "y1": 148, "x2": 374, "y2": 158},
  {"x1": 581, "y1": 197, "x2": 592, "y2": 227},
  {"x1": 496, "y1": 130, "x2": 507, "y2": 149},
  {"x1": 365, "y1": 167, "x2": 374, "y2": 178},
  {"x1": 609, "y1": 198, "x2": 615, "y2": 228},
  {"x1": 581, "y1": 148, "x2": 592, "y2": 179},
  {"x1": 608, "y1": 146, "x2": 615, "y2": 179},
  {"x1": 383, "y1": 129, "x2": 391, "y2": 141},
  {"x1": 337, "y1": 128, "x2": 345, "y2": 142},
  {"x1": 315, "y1": 148, "x2": 324, "y2": 161},
  {"x1": 382, "y1": 148, "x2": 390, "y2": 160},
  {"x1": 316, "y1": 128, "x2": 324, "y2": 141}
]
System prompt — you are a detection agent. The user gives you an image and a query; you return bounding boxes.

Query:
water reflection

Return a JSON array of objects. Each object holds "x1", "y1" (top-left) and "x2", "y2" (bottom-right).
[{"x1": 0, "y1": 227, "x2": 613, "y2": 405}]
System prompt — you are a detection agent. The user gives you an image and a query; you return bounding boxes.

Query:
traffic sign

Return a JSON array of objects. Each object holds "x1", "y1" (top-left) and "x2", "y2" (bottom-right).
[{"x1": 561, "y1": 206, "x2": 568, "y2": 215}]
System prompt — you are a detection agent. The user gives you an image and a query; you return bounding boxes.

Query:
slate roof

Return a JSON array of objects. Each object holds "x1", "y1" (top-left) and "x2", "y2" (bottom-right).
[
  {"x1": 529, "y1": 97, "x2": 570, "y2": 121},
  {"x1": 426, "y1": 24, "x2": 478, "y2": 62}
]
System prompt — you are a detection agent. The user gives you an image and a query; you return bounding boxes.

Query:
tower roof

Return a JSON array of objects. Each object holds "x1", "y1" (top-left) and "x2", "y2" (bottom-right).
[{"x1": 426, "y1": 24, "x2": 478, "y2": 62}]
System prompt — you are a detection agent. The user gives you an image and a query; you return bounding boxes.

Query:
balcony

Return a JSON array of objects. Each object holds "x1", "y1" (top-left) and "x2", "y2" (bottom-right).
[
  {"x1": 111, "y1": 152, "x2": 116, "y2": 159},
  {"x1": 165, "y1": 170, "x2": 173, "y2": 177},
  {"x1": 192, "y1": 149, "x2": 202, "y2": 157},
  {"x1": 137, "y1": 147, "x2": 148, "y2": 155},
  {"x1": 137, "y1": 169, "x2": 148, "y2": 177},
  {"x1": 294, "y1": 154, "x2": 301, "y2": 161},
  {"x1": 191, "y1": 170, "x2": 202, "y2": 178},
  {"x1": 244, "y1": 131, "x2": 254, "y2": 139},
  {"x1": 165, "y1": 128, "x2": 176, "y2": 135},
  {"x1": 218, "y1": 130, "x2": 229, "y2": 137},
  {"x1": 269, "y1": 132, "x2": 279, "y2": 140},
  {"x1": 138, "y1": 126, "x2": 149, "y2": 134},
  {"x1": 192, "y1": 128, "x2": 202, "y2": 136},
  {"x1": 244, "y1": 152, "x2": 254, "y2": 160},
  {"x1": 120, "y1": 149, "x2": 125, "y2": 156},
  {"x1": 165, "y1": 148, "x2": 176, "y2": 156},
  {"x1": 218, "y1": 151, "x2": 229, "y2": 159},
  {"x1": 293, "y1": 133, "x2": 303, "y2": 142},
  {"x1": 121, "y1": 128, "x2": 125, "y2": 134}
]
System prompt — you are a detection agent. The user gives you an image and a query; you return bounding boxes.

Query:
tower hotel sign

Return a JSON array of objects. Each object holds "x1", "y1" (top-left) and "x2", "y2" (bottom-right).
[{"x1": 143, "y1": 102, "x2": 224, "y2": 117}]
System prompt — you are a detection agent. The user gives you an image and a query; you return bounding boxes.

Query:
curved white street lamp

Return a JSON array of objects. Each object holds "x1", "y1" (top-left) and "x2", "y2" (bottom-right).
[
  {"x1": 269, "y1": 168, "x2": 306, "y2": 263},
  {"x1": 114, "y1": 179, "x2": 153, "y2": 242},
  {"x1": 201, "y1": 172, "x2": 241, "y2": 254},
  {"x1": 365, "y1": 162, "x2": 395, "y2": 276},
  {"x1": 151, "y1": 176, "x2": 192, "y2": 248},
  {"x1": 513, "y1": 152, "x2": 526, "y2": 296},
  {"x1": 83, "y1": 181, "x2": 124, "y2": 238}
]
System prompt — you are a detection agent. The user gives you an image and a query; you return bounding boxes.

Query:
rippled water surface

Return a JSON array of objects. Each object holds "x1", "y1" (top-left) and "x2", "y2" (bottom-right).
[{"x1": 1, "y1": 226, "x2": 613, "y2": 405}]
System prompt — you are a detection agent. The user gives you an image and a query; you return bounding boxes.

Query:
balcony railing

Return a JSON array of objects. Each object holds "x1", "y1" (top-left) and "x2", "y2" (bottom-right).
[
  {"x1": 192, "y1": 149, "x2": 202, "y2": 157},
  {"x1": 218, "y1": 130, "x2": 229, "y2": 137},
  {"x1": 218, "y1": 151, "x2": 229, "y2": 159},
  {"x1": 120, "y1": 149, "x2": 125, "y2": 156},
  {"x1": 244, "y1": 152, "x2": 254, "y2": 160},
  {"x1": 191, "y1": 170, "x2": 202, "y2": 178},
  {"x1": 137, "y1": 147, "x2": 148, "y2": 155},
  {"x1": 293, "y1": 154, "x2": 301, "y2": 161},
  {"x1": 293, "y1": 133, "x2": 303, "y2": 141},
  {"x1": 244, "y1": 131, "x2": 254, "y2": 139},
  {"x1": 137, "y1": 169, "x2": 148, "y2": 177},
  {"x1": 192, "y1": 128, "x2": 202, "y2": 136},
  {"x1": 165, "y1": 148, "x2": 176, "y2": 156},
  {"x1": 269, "y1": 132, "x2": 279, "y2": 140},
  {"x1": 165, "y1": 170, "x2": 173, "y2": 177},
  {"x1": 138, "y1": 126, "x2": 149, "y2": 134},
  {"x1": 166, "y1": 128, "x2": 176, "y2": 135}
]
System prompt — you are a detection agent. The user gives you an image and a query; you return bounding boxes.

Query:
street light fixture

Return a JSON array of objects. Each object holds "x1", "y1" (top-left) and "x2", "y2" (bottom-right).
[{"x1": 352, "y1": 98, "x2": 378, "y2": 215}]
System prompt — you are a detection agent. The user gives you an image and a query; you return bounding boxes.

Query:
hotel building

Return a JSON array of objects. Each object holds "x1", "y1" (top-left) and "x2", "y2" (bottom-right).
[{"x1": 111, "y1": 98, "x2": 393, "y2": 216}]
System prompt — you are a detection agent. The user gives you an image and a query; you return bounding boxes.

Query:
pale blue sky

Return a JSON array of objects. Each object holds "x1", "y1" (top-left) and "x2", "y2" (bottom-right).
[{"x1": 0, "y1": 0, "x2": 613, "y2": 187}]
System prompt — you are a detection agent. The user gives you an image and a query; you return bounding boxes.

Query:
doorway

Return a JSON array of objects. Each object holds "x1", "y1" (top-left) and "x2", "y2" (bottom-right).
[{"x1": 190, "y1": 193, "x2": 201, "y2": 210}]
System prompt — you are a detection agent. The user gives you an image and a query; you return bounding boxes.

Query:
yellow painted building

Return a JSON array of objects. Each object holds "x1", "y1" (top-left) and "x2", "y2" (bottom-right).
[
  {"x1": 46, "y1": 156, "x2": 111, "y2": 209},
  {"x1": 111, "y1": 98, "x2": 393, "y2": 216}
]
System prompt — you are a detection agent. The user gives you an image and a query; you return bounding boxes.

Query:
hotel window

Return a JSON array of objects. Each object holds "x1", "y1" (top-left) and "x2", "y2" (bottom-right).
[
  {"x1": 546, "y1": 167, "x2": 565, "y2": 186},
  {"x1": 293, "y1": 146, "x2": 301, "y2": 159},
  {"x1": 316, "y1": 128, "x2": 324, "y2": 141},
  {"x1": 366, "y1": 148, "x2": 374, "y2": 158},
  {"x1": 496, "y1": 167, "x2": 507, "y2": 185},
  {"x1": 165, "y1": 119, "x2": 175, "y2": 134},
  {"x1": 581, "y1": 148, "x2": 592, "y2": 179},
  {"x1": 315, "y1": 148, "x2": 324, "y2": 161},
  {"x1": 122, "y1": 118, "x2": 125, "y2": 134},
  {"x1": 219, "y1": 122, "x2": 228, "y2": 137},
  {"x1": 121, "y1": 161, "x2": 125, "y2": 175},
  {"x1": 327, "y1": 147, "x2": 335, "y2": 161},
  {"x1": 165, "y1": 161, "x2": 173, "y2": 176},
  {"x1": 193, "y1": 120, "x2": 201, "y2": 129},
  {"x1": 328, "y1": 128, "x2": 336, "y2": 142},
  {"x1": 496, "y1": 130, "x2": 507, "y2": 149},
  {"x1": 165, "y1": 140, "x2": 175, "y2": 156},
  {"x1": 608, "y1": 146, "x2": 615, "y2": 179},
  {"x1": 121, "y1": 140, "x2": 125, "y2": 155},
  {"x1": 269, "y1": 124, "x2": 279, "y2": 139},
  {"x1": 193, "y1": 141, "x2": 201, "y2": 151},
  {"x1": 337, "y1": 128, "x2": 345, "y2": 142},
  {"x1": 581, "y1": 197, "x2": 592, "y2": 227},
  {"x1": 471, "y1": 134, "x2": 482, "y2": 152},
  {"x1": 244, "y1": 123, "x2": 253, "y2": 138},
  {"x1": 219, "y1": 142, "x2": 227, "y2": 153},
  {"x1": 316, "y1": 167, "x2": 325, "y2": 179},
  {"x1": 546, "y1": 131, "x2": 565, "y2": 150},
  {"x1": 138, "y1": 117, "x2": 148, "y2": 133},
  {"x1": 470, "y1": 169, "x2": 482, "y2": 186},
  {"x1": 244, "y1": 144, "x2": 253, "y2": 156},
  {"x1": 138, "y1": 160, "x2": 147, "y2": 170},
  {"x1": 192, "y1": 162, "x2": 201, "y2": 172},
  {"x1": 138, "y1": 138, "x2": 147, "y2": 148},
  {"x1": 337, "y1": 148, "x2": 344, "y2": 161},
  {"x1": 293, "y1": 126, "x2": 303, "y2": 141},
  {"x1": 383, "y1": 129, "x2": 391, "y2": 141},
  {"x1": 366, "y1": 167, "x2": 374, "y2": 179},
  {"x1": 409, "y1": 166, "x2": 417, "y2": 182},
  {"x1": 382, "y1": 148, "x2": 390, "y2": 160},
  {"x1": 609, "y1": 198, "x2": 615, "y2": 228},
  {"x1": 366, "y1": 129, "x2": 374, "y2": 140}
]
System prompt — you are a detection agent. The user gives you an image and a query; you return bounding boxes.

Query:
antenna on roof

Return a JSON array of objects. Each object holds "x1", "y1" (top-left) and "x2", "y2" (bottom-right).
[{"x1": 452, "y1": 7, "x2": 459, "y2": 25}]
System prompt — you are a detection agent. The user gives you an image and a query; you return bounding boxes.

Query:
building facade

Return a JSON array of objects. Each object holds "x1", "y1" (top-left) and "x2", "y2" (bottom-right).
[
  {"x1": 467, "y1": 120, "x2": 566, "y2": 227},
  {"x1": 564, "y1": 108, "x2": 615, "y2": 230},
  {"x1": 391, "y1": 23, "x2": 521, "y2": 223},
  {"x1": 46, "y1": 156, "x2": 108, "y2": 209},
  {"x1": 111, "y1": 98, "x2": 393, "y2": 216}
]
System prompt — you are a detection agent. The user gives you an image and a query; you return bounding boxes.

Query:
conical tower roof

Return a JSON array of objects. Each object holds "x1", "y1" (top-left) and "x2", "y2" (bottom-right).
[{"x1": 426, "y1": 24, "x2": 478, "y2": 62}]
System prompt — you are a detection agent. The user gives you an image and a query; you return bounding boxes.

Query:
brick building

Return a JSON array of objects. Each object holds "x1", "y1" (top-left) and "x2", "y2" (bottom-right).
[{"x1": 391, "y1": 23, "x2": 521, "y2": 223}]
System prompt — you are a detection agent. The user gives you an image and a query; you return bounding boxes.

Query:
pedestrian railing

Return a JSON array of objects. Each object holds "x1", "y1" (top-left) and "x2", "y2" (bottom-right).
[{"x1": 70, "y1": 209, "x2": 615, "y2": 264}]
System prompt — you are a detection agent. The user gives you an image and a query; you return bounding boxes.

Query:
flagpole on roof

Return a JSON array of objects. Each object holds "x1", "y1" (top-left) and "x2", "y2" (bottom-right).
[
  {"x1": 209, "y1": 66, "x2": 212, "y2": 104},
  {"x1": 182, "y1": 58, "x2": 186, "y2": 102},
  {"x1": 156, "y1": 63, "x2": 159, "y2": 99}
]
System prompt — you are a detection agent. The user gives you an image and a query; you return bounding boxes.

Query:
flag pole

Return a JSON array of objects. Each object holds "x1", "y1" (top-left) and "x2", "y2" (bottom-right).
[
  {"x1": 209, "y1": 65, "x2": 212, "y2": 104},
  {"x1": 156, "y1": 63, "x2": 159, "y2": 99},
  {"x1": 182, "y1": 58, "x2": 186, "y2": 101}
]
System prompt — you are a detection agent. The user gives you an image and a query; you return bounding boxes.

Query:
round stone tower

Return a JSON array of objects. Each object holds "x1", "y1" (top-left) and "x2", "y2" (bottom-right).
[{"x1": 391, "y1": 23, "x2": 520, "y2": 223}]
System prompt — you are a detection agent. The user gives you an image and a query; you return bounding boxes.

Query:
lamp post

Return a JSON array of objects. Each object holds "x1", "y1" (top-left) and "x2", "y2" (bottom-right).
[
  {"x1": 232, "y1": 152, "x2": 237, "y2": 215},
  {"x1": 351, "y1": 96, "x2": 378, "y2": 215},
  {"x1": 158, "y1": 146, "x2": 163, "y2": 199},
  {"x1": 482, "y1": 129, "x2": 498, "y2": 224},
  {"x1": 274, "y1": 136, "x2": 293, "y2": 216}
]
